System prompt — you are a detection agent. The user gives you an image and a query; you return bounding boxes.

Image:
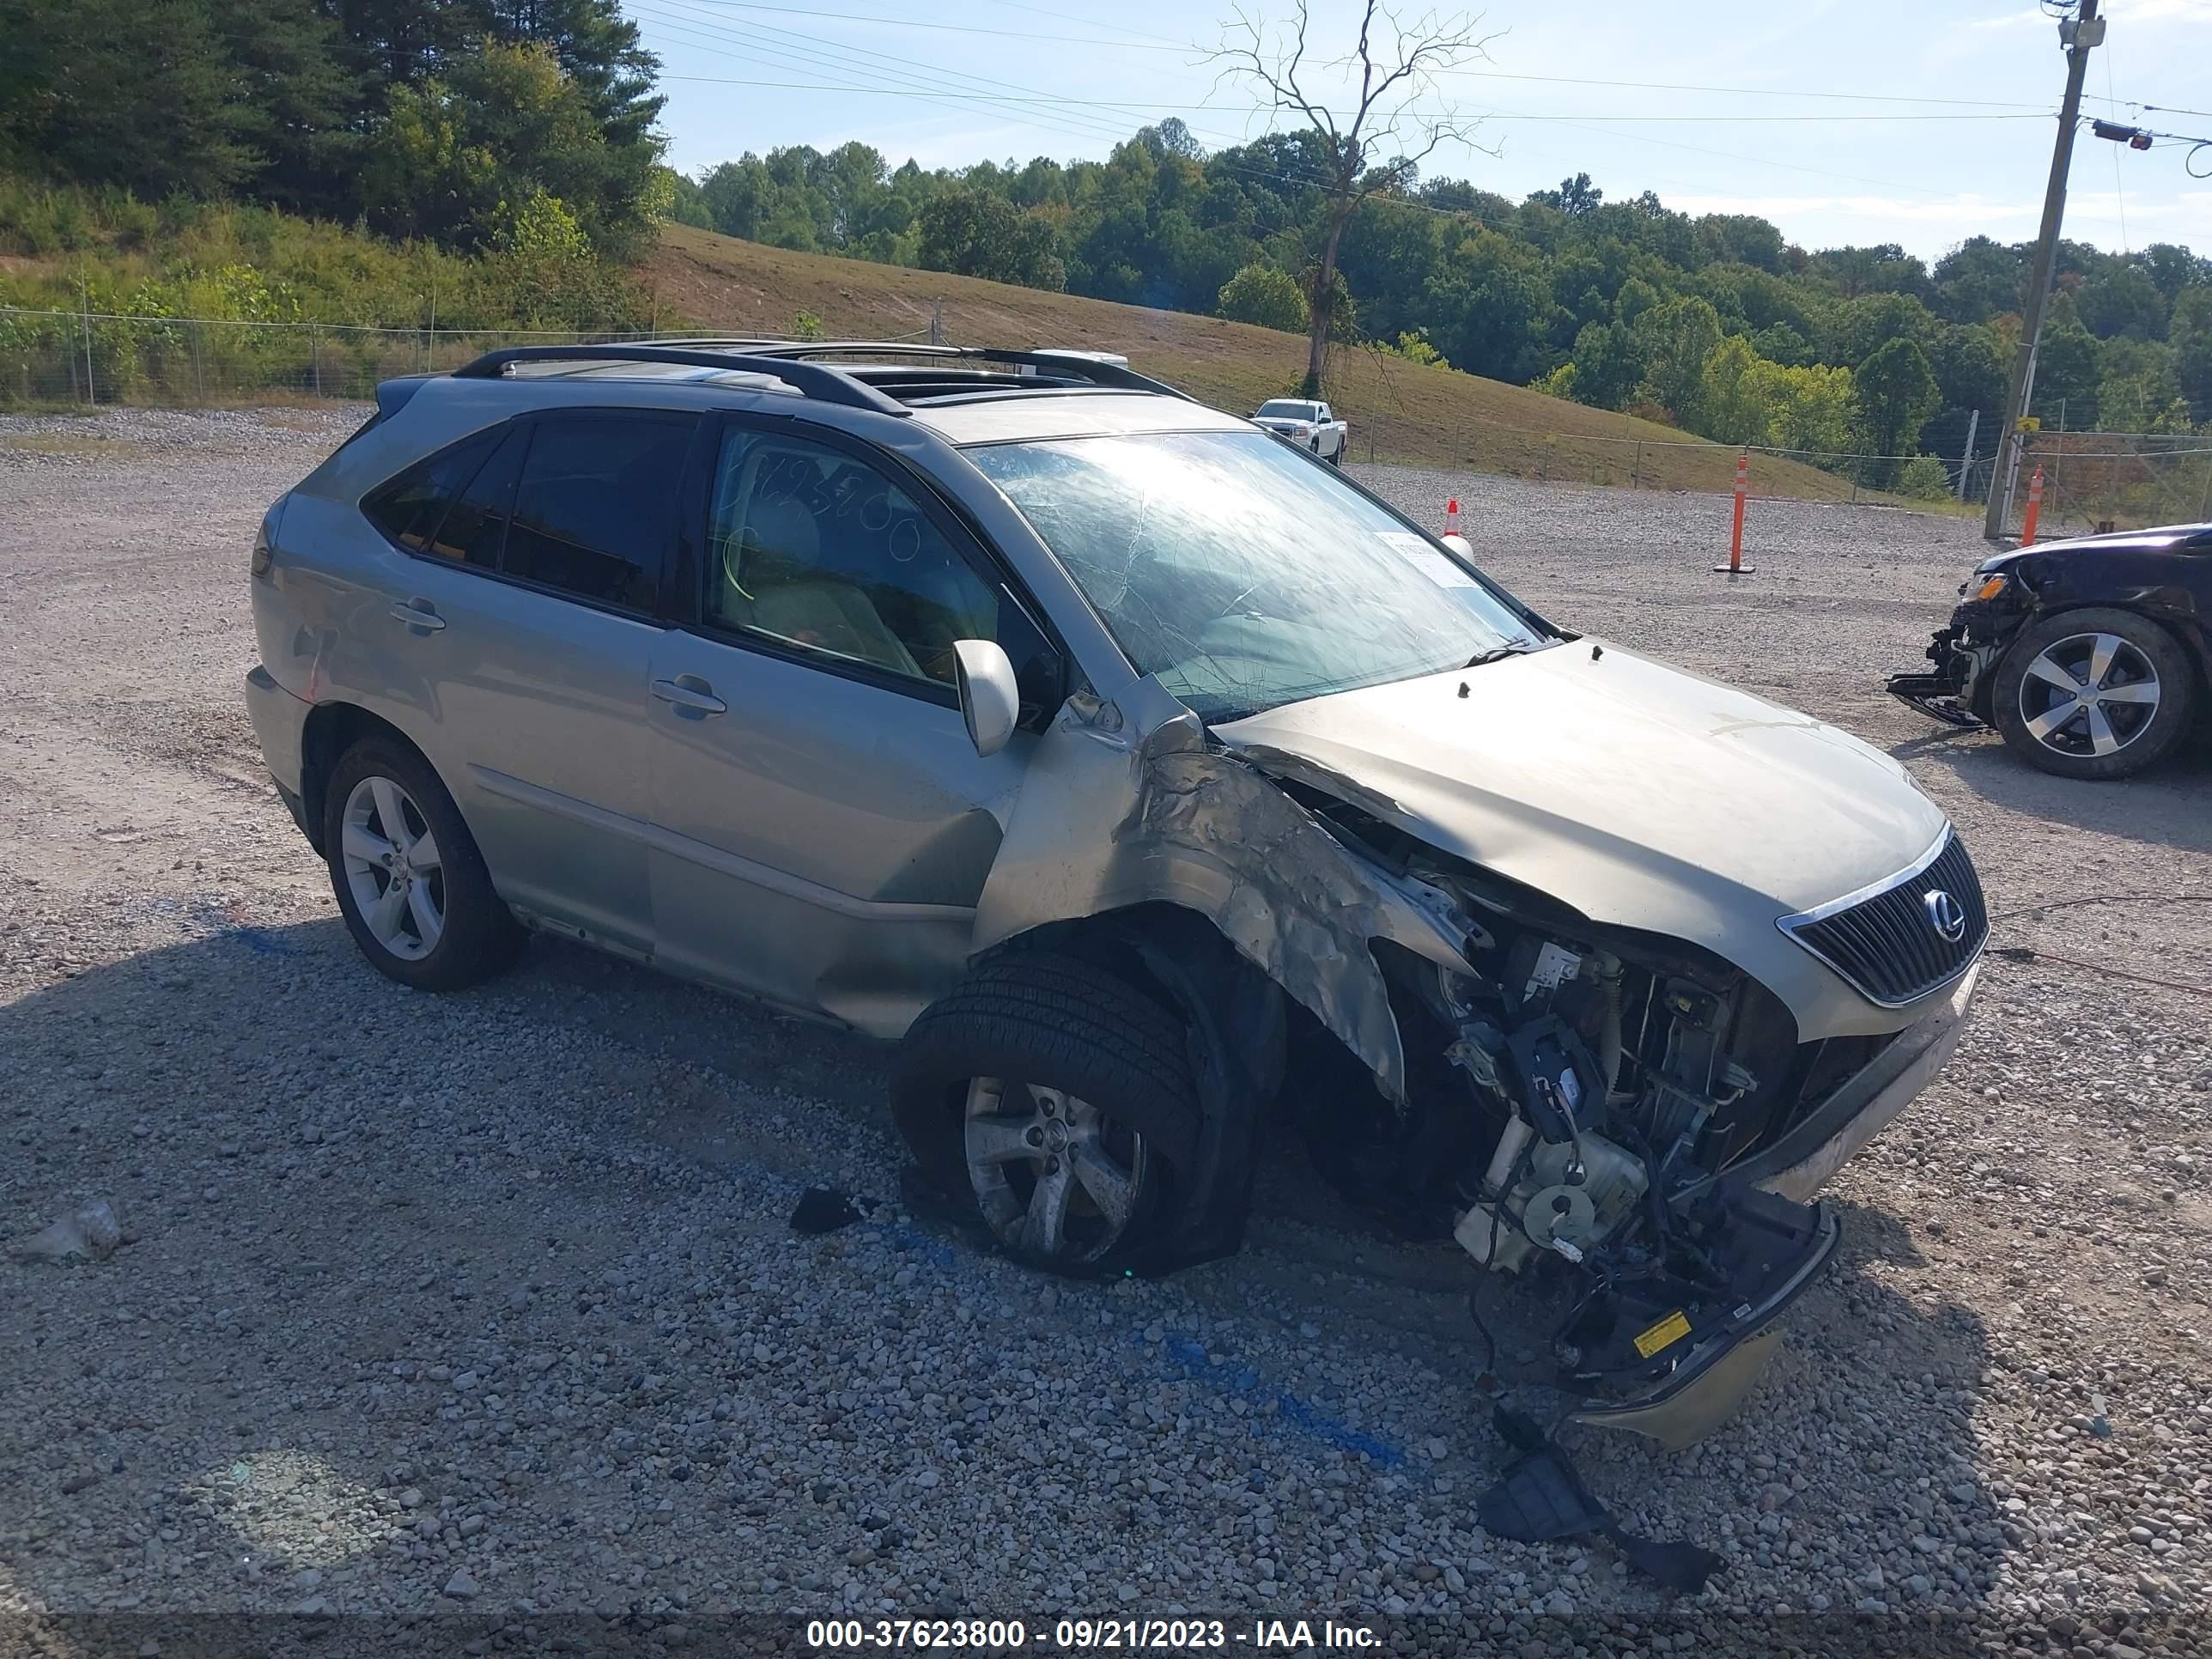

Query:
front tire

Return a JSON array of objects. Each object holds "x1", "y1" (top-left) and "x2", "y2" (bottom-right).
[
  {"x1": 890, "y1": 954, "x2": 1198, "y2": 1276},
  {"x1": 1991, "y1": 606, "x2": 2196, "y2": 780},
  {"x1": 323, "y1": 738, "x2": 524, "y2": 990}
]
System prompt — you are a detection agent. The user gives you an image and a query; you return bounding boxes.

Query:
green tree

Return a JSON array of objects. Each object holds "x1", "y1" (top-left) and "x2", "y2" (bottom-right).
[
  {"x1": 485, "y1": 0, "x2": 663, "y2": 150},
  {"x1": 1747, "y1": 361, "x2": 1857, "y2": 458},
  {"x1": 2030, "y1": 308, "x2": 2104, "y2": 423},
  {"x1": 1854, "y1": 337, "x2": 1942, "y2": 482},
  {"x1": 0, "y1": 0, "x2": 353, "y2": 206},
  {"x1": 1895, "y1": 456, "x2": 1952, "y2": 500},
  {"x1": 1694, "y1": 336, "x2": 1772, "y2": 446},
  {"x1": 2074, "y1": 263, "x2": 2166, "y2": 342},
  {"x1": 362, "y1": 40, "x2": 662, "y2": 257},
  {"x1": 2166, "y1": 287, "x2": 2212, "y2": 421},
  {"x1": 1832, "y1": 291, "x2": 1938, "y2": 366},
  {"x1": 1632, "y1": 295, "x2": 1723, "y2": 422},
  {"x1": 1565, "y1": 320, "x2": 1644, "y2": 410},
  {"x1": 1933, "y1": 236, "x2": 2027, "y2": 325},
  {"x1": 1925, "y1": 324, "x2": 2007, "y2": 416},
  {"x1": 1217, "y1": 262, "x2": 1310, "y2": 331},
  {"x1": 1528, "y1": 362, "x2": 1577, "y2": 399},
  {"x1": 916, "y1": 188, "x2": 1066, "y2": 290}
]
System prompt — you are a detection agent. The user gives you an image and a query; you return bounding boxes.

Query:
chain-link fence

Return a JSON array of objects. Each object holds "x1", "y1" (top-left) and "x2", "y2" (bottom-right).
[
  {"x1": 1349, "y1": 407, "x2": 1979, "y2": 507},
  {"x1": 2007, "y1": 430, "x2": 2212, "y2": 537},
  {"x1": 0, "y1": 307, "x2": 786, "y2": 408}
]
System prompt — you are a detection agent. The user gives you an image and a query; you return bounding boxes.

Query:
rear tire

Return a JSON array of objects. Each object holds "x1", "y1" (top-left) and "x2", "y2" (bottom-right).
[
  {"x1": 890, "y1": 953, "x2": 1200, "y2": 1276},
  {"x1": 1991, "y1": 606, "x2": 2196, "y2": 781},
  {"x1": 323, "y1": 738, "x2": 524, "y2": 990}
]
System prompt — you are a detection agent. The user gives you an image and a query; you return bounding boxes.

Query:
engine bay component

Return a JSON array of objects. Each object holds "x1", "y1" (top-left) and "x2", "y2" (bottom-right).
[{"x1": 1453, "y1": 1129, "x2": 1648, "y2": 1272}]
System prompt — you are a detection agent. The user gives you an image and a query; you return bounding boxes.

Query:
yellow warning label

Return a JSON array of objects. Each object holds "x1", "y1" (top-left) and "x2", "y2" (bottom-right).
[{"x1": 1633, "y1": 1310, "x2": 1692, "y2": 1358}]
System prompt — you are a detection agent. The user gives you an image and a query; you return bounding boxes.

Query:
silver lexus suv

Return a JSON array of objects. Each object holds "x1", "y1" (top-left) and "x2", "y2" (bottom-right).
[{"x1": 245, "y1": 342, "x2": 1984, "y2": 1444}]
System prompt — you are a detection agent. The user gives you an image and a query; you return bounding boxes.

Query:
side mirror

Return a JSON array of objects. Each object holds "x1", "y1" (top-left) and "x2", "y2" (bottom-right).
[
  {"x1": 1441, "y1": 532, "x2": 1474, "y2": 557},
  {"x1": 952, "y1": 639, "x2": 1021, "y2": 757}
]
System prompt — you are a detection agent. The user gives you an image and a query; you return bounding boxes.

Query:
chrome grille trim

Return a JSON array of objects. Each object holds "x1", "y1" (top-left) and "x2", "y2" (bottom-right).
[{"x1": 1777, "y1": 830, "x2": 1989, "y2": 1008}]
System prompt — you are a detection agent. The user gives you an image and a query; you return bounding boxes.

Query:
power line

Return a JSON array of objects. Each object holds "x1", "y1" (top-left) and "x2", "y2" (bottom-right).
[
  {"x1": 651, "y1": 75, "x2": 2051, "y2": 124},
  {"x1": 635, "y1": 0, "x2": 1165, "y2": 140},
  {"x1": 639, "y1": 0, "x2": 1988, "y2": 206},
  {"x1": 975, "y1": 0, "x2": 1191, "y2": 49},
  {"x1": 635, "y1": 5, "x2": 1160, "y2": 152},
  {"x1": 1435, "y1": 66, "x2": 2053, "y2": 112}
]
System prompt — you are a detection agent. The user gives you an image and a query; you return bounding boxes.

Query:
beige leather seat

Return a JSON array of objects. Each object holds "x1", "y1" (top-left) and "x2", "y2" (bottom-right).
[{"x1": 719, "y1": 492, "x2": 922, "y2": 679}]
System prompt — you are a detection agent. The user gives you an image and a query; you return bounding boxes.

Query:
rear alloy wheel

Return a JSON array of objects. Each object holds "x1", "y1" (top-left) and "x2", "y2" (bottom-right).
[
  {"x1": 1992, "y1": 606, "x2": 2196, "y2": 781},
  {"x1": 340, "y1": 775, "x2": 444, "y2": 961},
  {"x1": 324, "y1": 738, "x2": 524, "y2": 990}
]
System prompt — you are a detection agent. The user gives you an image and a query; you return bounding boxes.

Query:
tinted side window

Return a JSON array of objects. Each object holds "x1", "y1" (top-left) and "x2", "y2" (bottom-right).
[
  {"x1": 366, "y1": 430, "x2": 499, "y2": 553},
  {"x1": 504, "y1": 416, "x2": 692, "y2": 611},
  {"x1": 705, "y1": 428, "x2": 1000, "y2": 689},
  {"x1": 418, "y1": 426, "x2": 526, "y2": 568}
]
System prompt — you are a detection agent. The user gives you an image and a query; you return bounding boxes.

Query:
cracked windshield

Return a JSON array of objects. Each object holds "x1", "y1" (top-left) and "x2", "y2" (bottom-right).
[{"x1": 969, "y1": 430, "x2": 1543, "y2": 721}]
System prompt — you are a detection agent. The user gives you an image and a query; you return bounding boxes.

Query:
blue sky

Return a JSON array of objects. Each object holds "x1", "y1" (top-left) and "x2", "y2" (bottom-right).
[{"x1": 633, "y1": 0, "x2": 2212, "y2": 262}]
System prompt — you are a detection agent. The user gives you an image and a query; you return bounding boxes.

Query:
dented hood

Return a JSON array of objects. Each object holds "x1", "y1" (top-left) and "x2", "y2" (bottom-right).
[{"x1": 1214, "y1": 642, "x2": 1950, "y2": 1030}]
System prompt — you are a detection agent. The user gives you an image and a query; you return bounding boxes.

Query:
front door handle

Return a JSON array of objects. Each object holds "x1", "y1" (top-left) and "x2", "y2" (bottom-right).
[
  {"x1": 651, "y1": 675, "x2": 727, "y2": 717},
  {"x1": 390, "y1": 599, "x2": 447, "y2": 632}
]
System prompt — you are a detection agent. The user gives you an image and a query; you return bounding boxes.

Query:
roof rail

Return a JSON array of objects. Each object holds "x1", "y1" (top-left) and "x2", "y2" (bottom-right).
[
  {"x1": 448, "y1": 344, "x2": 911, "y2": 416},
  {"x1": 719, "y1": 342, "x2": 1196, "y2": 402}
]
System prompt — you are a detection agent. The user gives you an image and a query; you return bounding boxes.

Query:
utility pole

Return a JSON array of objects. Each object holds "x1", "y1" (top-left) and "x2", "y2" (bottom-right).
[
  {"x1": 1956, "y1": 409, "x2": 1980, "y2": 502},
  {"x1": 1984, "y1": 0, "x2": 2105, "y2": 541}
]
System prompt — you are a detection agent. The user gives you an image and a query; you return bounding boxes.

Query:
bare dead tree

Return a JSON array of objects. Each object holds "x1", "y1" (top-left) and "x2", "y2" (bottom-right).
[{"x1": 1214, "y1": 1, "x2": 1495, "y2": 392}]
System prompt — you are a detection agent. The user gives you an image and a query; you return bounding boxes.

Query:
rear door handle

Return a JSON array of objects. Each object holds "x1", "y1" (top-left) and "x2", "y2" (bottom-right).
[
  {"x1": 390, "y1": 599, "x2": 447, "y2": 632},
  {"x1": 652, "y1": 675, "x2": 727, "y2": 717}
]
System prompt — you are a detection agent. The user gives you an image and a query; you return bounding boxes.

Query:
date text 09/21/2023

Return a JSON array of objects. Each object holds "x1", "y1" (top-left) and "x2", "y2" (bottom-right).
[{"x1": 804, "y1": 1618, "x2": 1382, "y2": 1650}]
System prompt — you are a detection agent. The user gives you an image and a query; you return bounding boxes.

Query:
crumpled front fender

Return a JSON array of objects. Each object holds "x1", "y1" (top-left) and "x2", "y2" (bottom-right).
[{"x1": 971, "y1": 681, "x2": 1473, "y2": 1103}]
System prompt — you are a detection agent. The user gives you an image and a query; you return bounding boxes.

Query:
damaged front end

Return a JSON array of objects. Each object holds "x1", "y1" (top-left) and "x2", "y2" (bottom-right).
[
  {"x1": 1887, "y1": 562, "x2": 2035, "y2": 729},
  {"x1": 973, "y1": 677, "x2": 1972, "y2": 1445},
  {"x1": 1273, "y1": 781, "x2": 1850, "y2": 1448}
]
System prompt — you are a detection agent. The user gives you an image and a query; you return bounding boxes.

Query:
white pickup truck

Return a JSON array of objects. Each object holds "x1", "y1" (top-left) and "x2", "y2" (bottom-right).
[{"x1": 1251, "y1": 398, "x2": 1349, "y2": 464}]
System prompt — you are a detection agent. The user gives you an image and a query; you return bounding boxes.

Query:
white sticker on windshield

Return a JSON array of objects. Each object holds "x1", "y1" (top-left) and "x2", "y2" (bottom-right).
[{"x1": 1377, "y1": 531, "x2": 1478, "y2": 588}]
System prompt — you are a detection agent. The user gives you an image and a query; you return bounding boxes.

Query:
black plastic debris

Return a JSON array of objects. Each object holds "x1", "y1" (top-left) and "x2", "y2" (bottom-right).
[
  {"x1": 1476, "y1": 1404, "x2": 1726, "y2": 1595},
  {"x1": 788, "y1": 1187, "x2": 876, "y2": 1235}
]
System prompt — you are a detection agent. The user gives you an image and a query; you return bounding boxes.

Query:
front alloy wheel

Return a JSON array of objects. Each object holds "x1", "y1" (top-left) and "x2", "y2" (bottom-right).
[
  {"x1": 340, "y1": 775, "x2": 445, "y2": 959},
  {"x1": 2015, "y1": 631, "x2": 2161, "y2": 761},
  {"x1": 964, "y1": 1077, "x2": 1150, "y2": 1266},
  {"x1": 1991, "y1": 606, "x2": 2197, "y2": 781}
]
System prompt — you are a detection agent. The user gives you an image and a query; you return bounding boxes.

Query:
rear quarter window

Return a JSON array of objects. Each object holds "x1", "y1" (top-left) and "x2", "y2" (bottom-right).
[{"x1": 365, "y1": 430, "x2": 502, "y2": 553}]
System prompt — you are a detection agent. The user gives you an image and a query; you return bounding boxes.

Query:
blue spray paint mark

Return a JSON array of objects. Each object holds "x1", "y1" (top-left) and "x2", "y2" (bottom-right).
[
  {"x1": 227, "y1": 926, "x2": 299, "y2": 957},
  {"x1": 885, "y1": 1222, "x2": 961, "y2": 1270},
  {"x1": 1139, "y1": 1328, "x2": 1402, "y2": 1467}
]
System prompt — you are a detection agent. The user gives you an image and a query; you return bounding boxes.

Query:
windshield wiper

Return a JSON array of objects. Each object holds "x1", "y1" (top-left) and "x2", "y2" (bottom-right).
[{"x1": 1464, "y1": 639, "x2": 1538, "y2": 669}]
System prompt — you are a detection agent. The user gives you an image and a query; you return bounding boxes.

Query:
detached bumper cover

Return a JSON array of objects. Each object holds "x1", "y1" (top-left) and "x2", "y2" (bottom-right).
[{"x1": 1887, "y1": 622, "x2": 1985, "y2": 727}]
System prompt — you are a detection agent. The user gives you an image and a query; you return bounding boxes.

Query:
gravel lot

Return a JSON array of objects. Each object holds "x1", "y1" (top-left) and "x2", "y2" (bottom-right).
[{"x1": 3, "y1": 410, "x2": 2209, "y2": 1656}]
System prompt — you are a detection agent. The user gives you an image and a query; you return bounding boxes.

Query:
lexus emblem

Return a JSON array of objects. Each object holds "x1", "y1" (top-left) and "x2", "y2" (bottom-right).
[{"x1": 1924, "y1": 889, "x2": 1968, "y2": 944}]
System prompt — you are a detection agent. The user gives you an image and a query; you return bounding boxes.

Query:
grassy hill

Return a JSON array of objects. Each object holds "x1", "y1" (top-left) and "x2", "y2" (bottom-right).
[{"x1": 646, "y1": 223, "x2": 1883, "y2": 503}]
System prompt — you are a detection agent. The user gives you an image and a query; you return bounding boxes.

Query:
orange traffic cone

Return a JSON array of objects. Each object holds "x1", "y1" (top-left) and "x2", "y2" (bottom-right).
[
  {"x1": 1444, "y1": 498, "x2": 1461, "y2": 538},
  {"x1": 2021, "y1": 465, "x2": 2045, "y2": 546}
]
